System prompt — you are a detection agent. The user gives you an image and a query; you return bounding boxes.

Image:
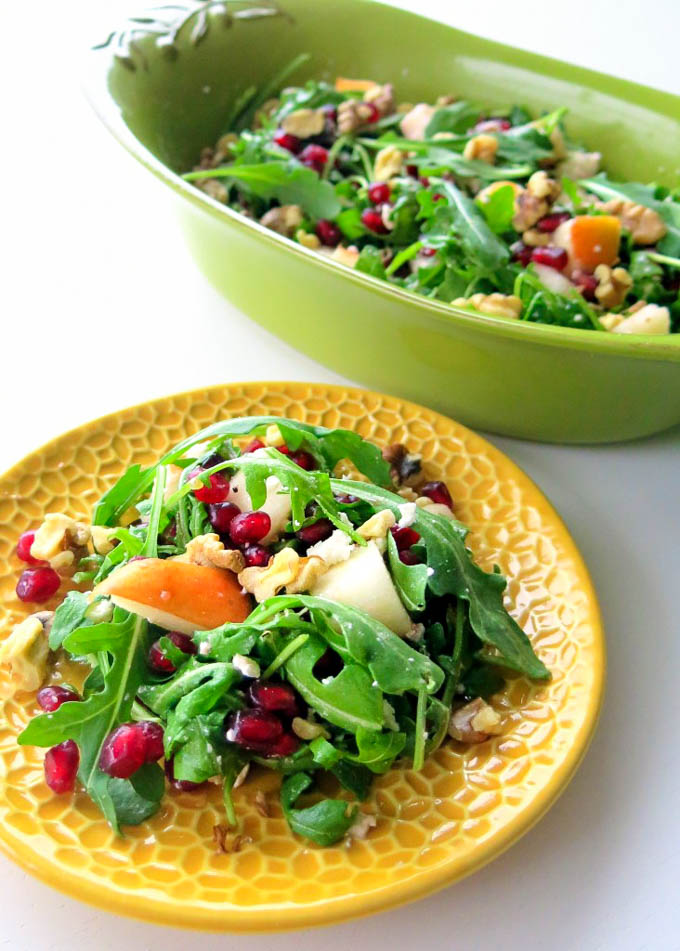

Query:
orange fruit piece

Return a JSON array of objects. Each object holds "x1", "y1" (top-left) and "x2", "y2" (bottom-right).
[
  {"x1": 95, "y1": 558, "x2": 252, "y2": 634},
  {"x1": 554, "y1": 215, "x2": 621, "y2": 272},
  {"x1": 334, "y1": 77, "x2": 377, "y2": 93}
]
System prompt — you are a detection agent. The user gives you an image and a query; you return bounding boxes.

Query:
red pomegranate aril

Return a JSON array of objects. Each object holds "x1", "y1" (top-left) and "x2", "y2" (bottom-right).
[
  {"x1": 148, "y1": 641, "x2": 177, "y2": 674},
  {"x1": 531, "y1": 246, "x2": 568, "y2": 271},
  {"x1": 273, "y1": 129, "x2": 301, "y2": 154},
  {"x1": 399, "y1": 549, "x2": 422, "y2": 565},
  {"x1": 323, "y1": 104, "x2": 338, "y2": 122},
  {"x1": 419, "y1": 176, "x2": 430, "y2": 187},
  {"x1": 44, "y1": 740, "x2": 79, "y2": 794},
  {"x1": 165, "y1": 757, "x2": 205, "y2": 792},
  {"x1": 16, "y1": 566, "x2": 60, "y2": 603},
  {"x1": 244, "y1": 438, "x2": 265, "y2": 453},
  {"x1": 300, "y1": 143, "x2": 329, "y2": 174},
  {"x1": 364, "y1": 102, "x2": 380, "y2": 124},
  {"x1": 168, "y1": 630, "x2": 198, "y2": 655},
  {"x1": 368, "y1": 182, "x2": 390, "y2": 205},
  {"x1": 249, "y1": 680, "x2": 299, "y2": 716},
  {"x1": 537, "y1": 211, "x2": 571, "y2": 233},
  {"x1": 191, "y1": 470, "x2": 230, "y2": 504},
  {"x1": 421, "y1": 480, "x2": 454, "y2": 509},
  {"x1": 276, "y1": 444, "x2": 291, "y2": 455},
  {"x1": 572, "y1": 269, "x2": 599, "y2": 300},
  {"x1": 16, "y1": 531, "x2": 40, "y2": 565},
  {"x1": 420, "y1": 246, "x2": 437, "y2": 257},
  {"x1": 361, "y1": 208, "x2": 388, "y2": 234},
  {"x1": 511, "y1": 241, "x2": 532, "y2": 267},
  {"x1": 297, "y1": 517, "x2": 333, "y2": 546},
  {"x1": 315, "y1": 219, "x2": 342, "y2": 247},
  {"x1": 474, "y1": 117, "x2": 511, "y2": 133},
  {"x1": 406, "y1": 163, "x2": 419, "y2": 178},
  {"x1": 432, "y1": 192, "x2": 444, "y2": 202},
  {"x1": 334, "y1": 492, "x2": 358, "y2": 505},
  {"x1": 207, "y1": 501, "x2": 240, "y2": 533},
  {"x1": 390, "y1": 525, "x2": 421, "y2": 551},
  {"x1": 229, "y1": 510, "x2": 271, "y2": 545},
  {"x1": 138, "y1": 721, "x2": 165, "y2": 762},
  {"x1": 37, "y1": 685, "x2": 80, "y2": 712},
  {"x1": 291, "y1": 450, "x2": 317, "y2": 470},
  {"x1": 228, "y1": 709, "x2": 284, "y2": 751},
  {"x1": 243, "y1": 544, "x2": 271, "y2": 568},
  {"x1": 99, "y1": 723, "x2": 148, "y2": 779},
  {"x1": 267, "y1": 732, "x2": 300, "y2": 757}
]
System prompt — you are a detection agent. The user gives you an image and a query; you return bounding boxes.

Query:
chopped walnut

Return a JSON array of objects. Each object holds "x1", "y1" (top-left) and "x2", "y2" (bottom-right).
[
  {"x1": 183, "y1": 533, "x2": 245, "y2": 573},
  {"x1": 451, "y1": 292, "x2": 522, "y2": 320},
  {"x1": 363, "y1": 82, "x2": 394, "y2": 117},
  {"x1": 548, "y1": 127, "x2": 568, "y2": 160},
  {"x1": 527, "y1": 170, "x2": 560, "y2": 202},
  {"x1": 594, "y1": 265, "x2": 633, "y2": 309},
  {"x1": 358, "y1": 509, "x2": 396, "y2": 540},
  {"x1": 610, "y1": 303, "x2": 671, "y2": 335},
  {"x1": 521, "y1": 228, "x2": 550, "y2": 248},
  {"x1": 296, "y1": 229, "x2": 321, "y2": 250},
  {"x1": 91, "y1": 526, "x2": 119, "y2": 556},
  {"x1": 197, "y1": 179, "x2": 228, "y2": 203},
  {"x1": 436, "y1": 94, "x2": 457, "y2": 106},
  {"x1": 338, "y1": 99, "x2": 379, "y2": 135},
  {"x1": 462, "y1": 134, "x2": 498, "y2": 164},
  {"x1": 596, "y1": 199, "x2": 667, "y2": 245},
  {"x1": 382, "y1": 443, "x2": 423, "y2": 486},
  {"x1": 254, "y1": 790, "x2": 270, "y2": 817},
  {"x1": 399, "y1": 103, "x2": 436, "y2": 140},
  {"x1": 292, "y1": 716, "x2": 330, "y2": 740},
  {"x1": 448, "y1": 698, "x2": 502, "y2": 742},
  {"x1": 327, "y1": 244, "x2": 360, "y2": 268},
  {"x1": 415, "y1": 497, "x2": 455, "y2": 520},
  {"x1": 347, "y1": 812, "x2": 377, "y2": 840},
  {"x1": 281, "y1": 108, "x2": 326, "y2": 138},
  {"x1": 512, "y1": 192, "x2": 549, "y2": 233},
  {"x1": 397, "y1": 486, "x2": 418, "y2": 502},
  {"x1": 373, "y1": 145, "x2": 403, "y2": 182},
  {"x1": 260, "y1": 204, "x2": 303, "y2": 237},
  {"x1": 31, "y1": 514, "x2": 91, "y2": 572},
  {"x1": 557, "y1": 150, "x2": 601, "y2": 179},
  {"x1": 0, "y1": 613, "x2": 52, "y2": 692},
  {"x1": 212, "y1": 825, "x2": 251, "y2": 854},
  {"x1": 214, "y1": 133, "x2": 238, "y2": 164},
  {"x1": 238, "y1": 548, "x2": 328, "y2": 602}
]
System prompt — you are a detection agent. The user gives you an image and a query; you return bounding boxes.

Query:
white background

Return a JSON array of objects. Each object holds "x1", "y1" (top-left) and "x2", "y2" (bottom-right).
[{"x1": 1, "y1": 1, "x2": 679, "y2": 948}]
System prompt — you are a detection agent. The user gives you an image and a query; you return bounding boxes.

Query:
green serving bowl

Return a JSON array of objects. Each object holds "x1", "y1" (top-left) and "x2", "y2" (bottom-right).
[{"x1": 84, "y1": 0, "x2": 680, "y2": 443}]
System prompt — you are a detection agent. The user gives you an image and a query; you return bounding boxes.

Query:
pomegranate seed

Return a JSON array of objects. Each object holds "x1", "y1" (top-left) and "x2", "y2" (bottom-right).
[
  {"x1": 16, "y1": 531, "x2": 40, "y2": 564},
  {"x1": 419, "y1": 176, "x2": 430, "y2": 187},
  {"x1": 420, "y1": 246, "x2": 437, "y2": 257},
  {"x1": 334, "y1": 492, "x2": 358, "y2": 504},
  {"x1": 531, "y1": 246, "x2": 568, "y2": 271},
  {"x1": 207, "y1": 501, "x2": 240, "y2": 533},
  {"x1": 267, "y1": 732, "x2": 300, "y2": 757},
  {"x1": 315, "y1": 219, "x2": 342, "y2": 247},
  {"x1": 361, "y1": 208, "x2": 388, "y2": 234},
  {"x1": 291, "y1": 450, "x2": 317, "y2": 470},
  {"x1": 229, "y1": 510, "x2": 271, "y2": 545},
  {"x1": 37, "y1": 685, "x2": 80, "y2": 712},
  {"x1": 511, "y1": 241, "x2": 532, "y2": 267},
  {"x1": 300, "y1": 144, "x2": 329, "y2": 174},
  {"x1": 165, "y1": 757, "x2": 205, "y2": 792},
  {"x1": 148, "y1": 630, "x2": 197, "y2": 674},
  {"x1": 390, "y1": 526, "x2": 421, "y2": 551},
  {"x1": 297, "y1": 518, "x2": 333, "y2": 545},
  {"x1": 537, "y1": 211, "x2": 571, "y2": 233},
  {"x1": 322, "y1": 104, "x2": 338, "y2": 123},
  {"x1": 432, "y1": 192, "x2": 444, "y2": 202},
  {"x1": 227, "y1": 709, "x2": 284, "y2": 752},
  {"x1": 190, "y1": 469, "x2": 230, "y2": 504},
  {"x1": 273, "y1": 129, "x2": 301, "y2": 154},
  {"x1": 44, "y1": 740, "x2": 79, "y2": 794},
  {"x1": 364, "y1": 102, "x2": 380, "y2": 124},
  {"x1": 249, "y1": 681, "x2": 299, "y2": 716},
  {"x1": 16, "y1": 566, "x2": 60, "y2": 603},
  {"x1": 244, "y1": 438, "x2": 265, "y2": 453},
  {"x1": 406, "y1": 164, "x2": 419, "y2": 177},
  {"x1": 572, "y1": 269, "x2": 599, "y2": 300},
  {"x1": 474, "y1": 118, "x2": 511, "y2": 133},
  {"x1": 399, "y1": 549, "x2": 422, "y2": 565},
  {"x1": 99, "y1": 723, "x2": 147, "y2": 779},
  {"x1": 276, "y1": 444, "x2": 291, "y2": 455},
  {"x1": 368, "y1": 182, "x2": 390, "y2": 205},
  {"x1": 242, "y1": 544, "x2": 271, "y2": 567},
  {"x1": 421, "y1": 481, "x2": 453, "y2": 509},
  {"x1": 138, "y1": 721, "x2": 164, "y2": 762}
]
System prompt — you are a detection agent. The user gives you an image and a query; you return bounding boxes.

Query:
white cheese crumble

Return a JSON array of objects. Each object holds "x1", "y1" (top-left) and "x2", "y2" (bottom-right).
[
  {"x1": 232, "y1": 654, "x2": 260, "y2": 678},
  {"x1": 397, "y1": 502, "x2": 417, "y2": 528},
  {"x1": 307, "y1": 529, "x2": 355, "y2": 566}
]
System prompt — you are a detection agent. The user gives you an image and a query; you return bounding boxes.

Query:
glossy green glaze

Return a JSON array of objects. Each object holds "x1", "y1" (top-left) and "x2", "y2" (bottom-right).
[{"x1": 84, "y1": 0, "x2": 680, "y2": 443}]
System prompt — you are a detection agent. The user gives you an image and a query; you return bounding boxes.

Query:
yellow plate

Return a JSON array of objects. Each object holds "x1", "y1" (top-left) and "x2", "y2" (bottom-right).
[{"x1": 0, "y1": 382, "x2": 604, "y2": 931}]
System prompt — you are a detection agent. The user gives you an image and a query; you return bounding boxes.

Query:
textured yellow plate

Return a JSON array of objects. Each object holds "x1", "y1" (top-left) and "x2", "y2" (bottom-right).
[{"x1": 0, "y1": 382, "x2": 604, "y2": 932}]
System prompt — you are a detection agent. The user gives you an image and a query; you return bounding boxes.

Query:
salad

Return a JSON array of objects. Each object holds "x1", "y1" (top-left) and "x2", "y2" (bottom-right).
[
  {"x1": 1, "y1": 417, "x2": 549, "y2": 847},
  {"x1": 185, "y1": 62, "x2": 680, "y2": 335}
]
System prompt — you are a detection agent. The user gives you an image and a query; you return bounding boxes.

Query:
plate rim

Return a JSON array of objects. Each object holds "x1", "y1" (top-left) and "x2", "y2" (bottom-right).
[{"x1": 0, "y1": 380, "x2": 606, "y2": 932}]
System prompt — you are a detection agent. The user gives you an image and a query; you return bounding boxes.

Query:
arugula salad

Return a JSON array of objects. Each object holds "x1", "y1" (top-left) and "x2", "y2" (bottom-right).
[
  {"x1": 185, "y1": 61, "x2": 680, "y2": 335},
  {"x1": 1, "y1": 417, "x2": 549, "y2": 846}
]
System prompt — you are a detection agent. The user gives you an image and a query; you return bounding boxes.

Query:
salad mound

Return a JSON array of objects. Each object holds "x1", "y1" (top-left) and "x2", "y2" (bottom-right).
[
  {"x1": 1, "y1": 417, "x2": 549, "y2": 846},
  {"x1": 185, "y1": 64, "x2": 680, "y2": 335}
]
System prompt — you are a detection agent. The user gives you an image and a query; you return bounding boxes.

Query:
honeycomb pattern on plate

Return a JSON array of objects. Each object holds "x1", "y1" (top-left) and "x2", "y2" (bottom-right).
[{"x1": 0, "y1": 382, "x2": 604, "y2": 931}]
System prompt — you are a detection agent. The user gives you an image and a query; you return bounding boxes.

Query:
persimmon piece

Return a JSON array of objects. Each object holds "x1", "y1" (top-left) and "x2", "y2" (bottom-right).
[
  {"x1": 556, "y1": 215, "x2": 621, "y2": 271},
  {"x1": 334, "y1": 77, "x2": 377, "y2": 92},
  {"x1": 95, "y1": 558, "x2": 251, "y2": 634}
]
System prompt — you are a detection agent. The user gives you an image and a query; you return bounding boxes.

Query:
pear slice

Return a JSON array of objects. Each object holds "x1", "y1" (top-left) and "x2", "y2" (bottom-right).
[
  {"x1": 95, "y1": 558, "x2": 251, "y2": 634},
  {"x1": 310, "y1": 542, "x2": 412, "y2": 636}
]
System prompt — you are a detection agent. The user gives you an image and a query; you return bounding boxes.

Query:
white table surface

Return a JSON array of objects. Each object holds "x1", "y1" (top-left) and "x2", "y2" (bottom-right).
[{"x1": 2, "y1": 1, "x2": 679, "y2": 948}]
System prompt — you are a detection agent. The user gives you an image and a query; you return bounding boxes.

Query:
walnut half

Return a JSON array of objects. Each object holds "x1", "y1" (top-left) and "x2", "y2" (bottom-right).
[{"x1": 448, "y1": 698, "x2": 502, "y2": 742}]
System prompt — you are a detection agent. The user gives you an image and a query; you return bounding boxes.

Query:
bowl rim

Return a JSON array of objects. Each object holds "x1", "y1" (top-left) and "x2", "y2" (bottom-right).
[{"x1": 82, "y1": 0, "x2": 680, "y2": 362}]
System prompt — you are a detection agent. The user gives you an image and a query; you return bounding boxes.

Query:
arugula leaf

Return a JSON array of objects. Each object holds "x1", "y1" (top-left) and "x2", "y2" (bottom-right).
[
  {"x1": 348, "y1": 727, "x2": 406, "y2": 774},
  {"x1": 141, "y1": 466, "x2": 167, "y2": 558},
  {"x1": 476, "y1": 182, "x2": 516, "y2": 235},
  {"x1": 425, "y1": 183, "x2": 510, "y2": 272},
  {"x1": 336, "y1": 206, "x2": 365, "y2": 241},
  {"x1": 331, "y1": 761, "x2": 374, "y2": 800},
  {"x1": 386, "y1": 532, "x2": 428, "y2": 612},
  {"x1": 170, "y1": 715, "x2": 223, "y2": 784},
  {"x1": 93, "y1": 465, "x2": 146, "y2": 526},
  {"x1": 108, "y1": 763, "x2": 165, "y2": 826},
  {"x1": 494, "y1": 128, "x2": 553, "y2": 165},
  {"x1": 48, "y1": 591, "x2": 91, "y2": 650},
  {"x1": 425, "y1": 101, "x2": 482, "y2": 137},
  {"x1": 138, "y1": 658, "x2": 239, "y2": 721},
  {"x1": 580, "y1": 173, "x2": 680, "y2": 256},
  {"x1": 183, "y1": 162, "x2": 341, "y2": 220},
  {"x1": 281, "y1": 772, "x2": 357, "y2": 846},
  {"x1": 19, "y1": 610, "x2": 156, "y2": 832},
  {"x1": 355, "y1": 246, "x2": 387, "y2": 279}
]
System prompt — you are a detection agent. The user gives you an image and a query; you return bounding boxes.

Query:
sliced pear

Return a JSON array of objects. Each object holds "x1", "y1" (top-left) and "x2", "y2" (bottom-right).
[
  {"x1": 95, "y1": 558, "x2": 251, "y2": 634},
  {"x1": 227, "y1": 466, "x2": 292, "y2": 544},
  {"x1": 310, "y1": 542, "x2": 412, "y2": 636}
]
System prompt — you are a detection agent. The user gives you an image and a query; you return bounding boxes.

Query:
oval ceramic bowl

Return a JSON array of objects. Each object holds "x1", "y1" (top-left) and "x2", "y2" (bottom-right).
[
  {"x1": 83, "y1": 0, "x2": 680, "y2": 444},
  {"x1": 0, "y1": 382, "x2": 604, "y2": 931}
]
